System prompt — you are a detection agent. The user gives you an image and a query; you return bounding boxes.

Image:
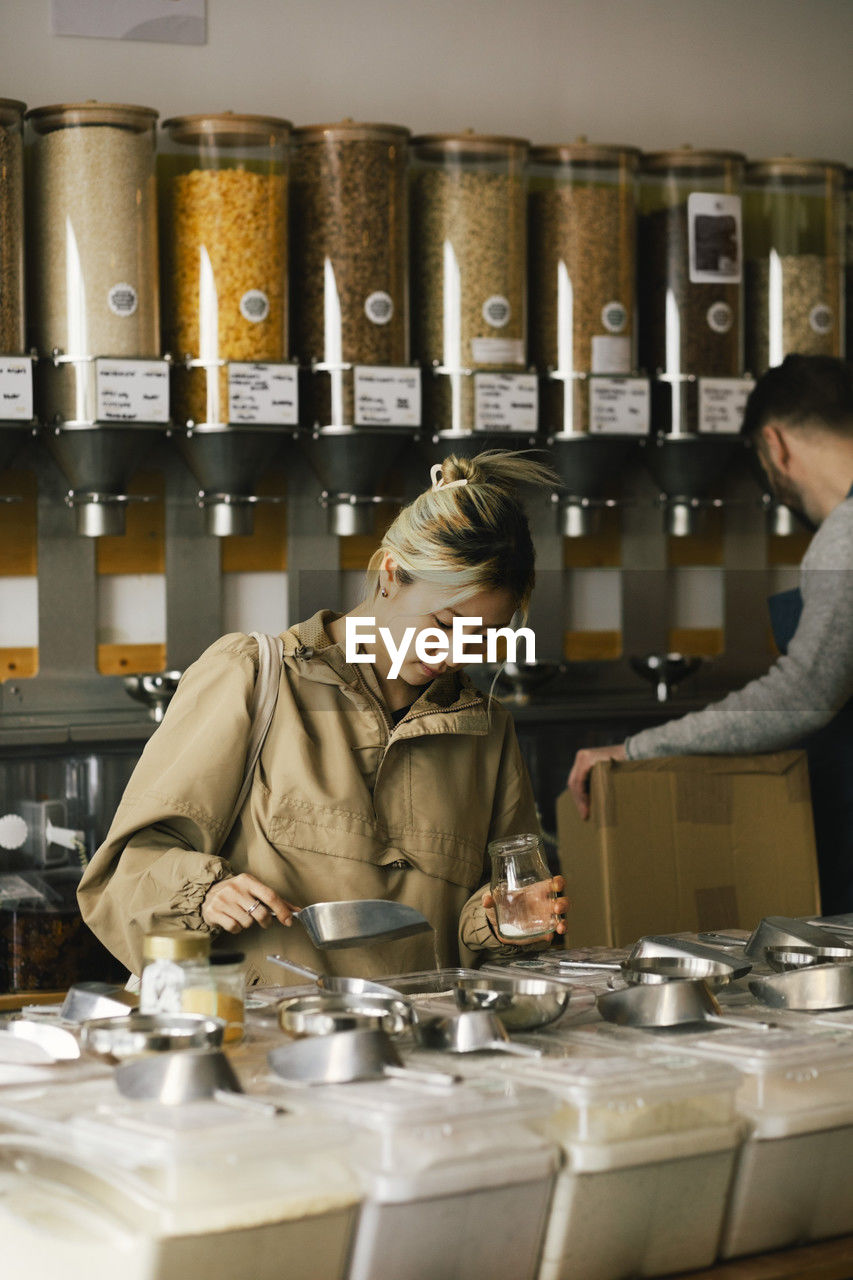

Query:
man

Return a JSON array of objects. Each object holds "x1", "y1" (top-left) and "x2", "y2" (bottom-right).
[{"x1": 568, "y1": 355, "x2": 853, "y2": 913}]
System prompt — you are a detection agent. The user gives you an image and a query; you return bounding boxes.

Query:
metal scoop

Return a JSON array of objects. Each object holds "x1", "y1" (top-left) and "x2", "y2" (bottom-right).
[
  {"x1": 412, "y1": 1009, "x2": 543, "y2": 1057},
  {"x1": 291, "y1": 900, "x2": 432, "y2": 949},
  {"x1": 700, "y1": 916, "x2": 851, "y2": 961},
  {"x1": 749, "y1": 963, "x2": 853, "y2": 1011},
  {"x1": 556, "y1": 954, "x2": 750, "y2": 991},
  {"x1": 268, "y1": 1028, "x2": 460, "y2": 1087},
  {"x1": 764, "y1": 943, "x2": 853, "y2": 972},
  {"x1": 115, "y1": 1048, "x2": 287, "y2": 1115},
  {"x1": 266, "y1": 953, "x2": 403, "y2": 999},
  {"x1": 60, "y1": 982, "x2": 137, "y2": 1024},
  {"x1": 597, "y1": 980, "x2": 780, "y2": 1031}
]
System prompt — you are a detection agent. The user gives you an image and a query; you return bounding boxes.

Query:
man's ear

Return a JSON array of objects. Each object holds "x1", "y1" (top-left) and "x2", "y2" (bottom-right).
[{"x1": 760, "y1": 422, "x2": 790, "y2": 470}]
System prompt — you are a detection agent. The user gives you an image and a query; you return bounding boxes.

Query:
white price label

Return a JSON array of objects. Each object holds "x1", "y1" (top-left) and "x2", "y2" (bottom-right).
[
  {"x1": 471, "y1": 337, "x2": 525, "y2": 366},
  {"x1": 228, "y1": 363, "x2": 299, "y2": 425},
  {"x1": 474, "y1": 373, "x2": 538, "y2": 434},
  {"x1": 0, "y1": 357, "x2": 34, "y2": 421},
  {"x1": 95, "y1": 359, "x2": 169, "y2": 423},
  {"x1": 589, "y1": 377, "x2": 650, "y2": 435},
  {"x1": 698, "y1": 377, "x2": 755, "y2": 434},
  {"x1": 688, "y1": 192, "x2": 742, "y2": 284},
  {"x1": 354, "y1": 366, "x2": 421, "y2": 428},
  {"x1": 591, "y1": 335, "x2": 631, "y2": 375}
]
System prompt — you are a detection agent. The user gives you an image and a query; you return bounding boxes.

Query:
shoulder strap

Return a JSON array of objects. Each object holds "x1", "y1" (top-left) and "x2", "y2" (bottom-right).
[{"x1": 226, "y1": 632, "x2": 284, "y2": 832}]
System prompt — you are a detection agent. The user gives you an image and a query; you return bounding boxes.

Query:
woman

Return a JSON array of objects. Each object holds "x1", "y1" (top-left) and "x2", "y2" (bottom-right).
[{"x1": 78, "y1": 451, "x2": 567, "y2": 983}]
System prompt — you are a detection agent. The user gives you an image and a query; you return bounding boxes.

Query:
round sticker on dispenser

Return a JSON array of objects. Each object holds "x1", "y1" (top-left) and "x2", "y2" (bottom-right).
[
  {"x1": 810, "y1": 304, "x2": 833, "y2": 335},
  {"x1": 601, "y1": 301, "x2": 628, "y2": 334},
  {"x1": 482, "y1": 295, "x2": 511, "y2": 328},
  {"x1": 108, "y1": 283, "x2": 138, "y2": 318},
  {"x1": 707, "y1": 301, "x2": 733, "y2": 334},
  {"x1": 364, "y1": 291, "x2": 394, "y2": 325},
  {"x1": 240, "y1": 290, "x2": 270, "y2": 324}
]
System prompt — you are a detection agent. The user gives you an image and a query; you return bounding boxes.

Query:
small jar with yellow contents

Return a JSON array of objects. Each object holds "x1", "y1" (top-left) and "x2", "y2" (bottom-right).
[
  {"x1": 183, "y1": 949, "x2": 246, "y2": 1044},
  {"x1": 139, "y1": 930, "x2": 212, "y2": 1015}
]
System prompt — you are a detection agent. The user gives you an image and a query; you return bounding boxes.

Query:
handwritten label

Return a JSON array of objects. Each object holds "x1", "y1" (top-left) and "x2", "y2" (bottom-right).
[
  {"x1": 354, "y1": 366, "x2": 421, "y2": 427},
  {"x1": 474, "y1": 373, "x2": 538, "y2": 433},
  {"x1": 0, "y1": 357, "x2": 34, "y2": 421},
  {"x1": 95, "y1": 359, "x2": 169, "y2": 423},
  {"x1": 698, "y1": 377, "x2": 755, "y2": 433},
  {"x1": 227, "y1": 363, "x2": 299, "y2": 425},
  {"x1": 589, "y1": 377, "x2": 650, "y2": 435}
]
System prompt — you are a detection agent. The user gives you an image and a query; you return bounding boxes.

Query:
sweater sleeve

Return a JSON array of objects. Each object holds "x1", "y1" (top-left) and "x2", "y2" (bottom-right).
[
  {"x1": 625, "y1": 504, "x2": 853, "y2": 760},
  {"x1": 77, "y1": 635, "x2": 258, "y2": 974}
]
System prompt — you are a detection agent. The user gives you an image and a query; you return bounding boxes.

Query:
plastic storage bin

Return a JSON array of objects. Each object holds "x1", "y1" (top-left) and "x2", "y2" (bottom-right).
[
  {"x1": 0, "y1": 1075, "x2": 361, "y2": 1280},
  {"x1": 275, "y1": 1073, "x2": 559, "y2": 1280}
]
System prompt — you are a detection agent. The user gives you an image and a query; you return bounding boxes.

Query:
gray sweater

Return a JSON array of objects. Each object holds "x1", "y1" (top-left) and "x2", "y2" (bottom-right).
[{"x1": 625, "y1": 495, "x2": 853, "y2": 759}]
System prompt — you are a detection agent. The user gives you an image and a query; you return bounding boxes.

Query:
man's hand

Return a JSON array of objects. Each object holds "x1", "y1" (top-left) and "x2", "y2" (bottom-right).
[
  {"x1": 568, "y1": 744, "x2": 627, "y2": 820},
  {"x1": 201, "y1": 873, "x2": 298, "y2": 934}
]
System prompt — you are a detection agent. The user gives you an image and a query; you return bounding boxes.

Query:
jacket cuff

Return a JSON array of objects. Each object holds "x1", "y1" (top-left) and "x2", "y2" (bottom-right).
[{"x1": 168, "y1": 859, "x2": 232, "y2": 932}]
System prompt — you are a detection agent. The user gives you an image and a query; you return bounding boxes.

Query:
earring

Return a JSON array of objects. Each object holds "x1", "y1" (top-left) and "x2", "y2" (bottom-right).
[{"x1": 381, "y1": 588, "x2": 388, "y2": 598}]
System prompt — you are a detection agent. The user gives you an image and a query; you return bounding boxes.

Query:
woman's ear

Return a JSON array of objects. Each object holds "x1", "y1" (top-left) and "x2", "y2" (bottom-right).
[{"x1": 379, "y1": 553, "x2": 397, "y2": 599}]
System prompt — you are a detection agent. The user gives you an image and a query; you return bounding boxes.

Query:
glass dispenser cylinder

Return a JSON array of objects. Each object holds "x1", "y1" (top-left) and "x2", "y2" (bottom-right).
[
  {"x1": 0, "y1": 99, "x2": 26, "y2": 357},
  {"x1": 743, "y1": 157, "x2": 845, "y2": 375},
  {"x1": 846, "y1": 168, "x2": 853, "y2": 360},
  {"x1": 638, "y1": 148, "x2": 745, "y2": 434},
  {"x1": 410, "y1": 132, "x2": 529, "y2": 436},
  {"x1": 529, "y1": 141, "x2": 639, "y2": 434}
]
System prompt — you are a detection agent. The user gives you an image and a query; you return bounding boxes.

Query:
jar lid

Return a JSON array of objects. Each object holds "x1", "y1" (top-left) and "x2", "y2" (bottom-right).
[
  {"x1": 530, "y1": 140, "x2": 641, "y2": 167},
  {"x1": 746, "y1": 156, "x2": 846, "y2": 182},
  {"x1": 162, "y1": 111, "x2": 292, "y2": 147},
  {"x1": 0, "y1": 98, "x2": 26, "y2": 127},
  {"x1": 143, "y1": 930, "x2": 211, "y2": 962},
  {"x1": 26, "y1": 101, "x2": 158, "y2": 133},
  {"x1": 292, "y1": 119, "x2": 410, "y2": 144},
  {"x1": 411, "y1": 130, "x2": 529, "y2": 160},
  {"x1": 641, "y1": 146, "x2": 746, "y2": 172},
  {"x1": 210, "y1": 951, "x2": 245, "y2": 966}
]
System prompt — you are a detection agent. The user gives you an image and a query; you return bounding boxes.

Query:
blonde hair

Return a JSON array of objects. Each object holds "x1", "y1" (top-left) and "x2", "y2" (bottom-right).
[{"x1": 367, "y1": 450, "x2": 560, "y2": 616}]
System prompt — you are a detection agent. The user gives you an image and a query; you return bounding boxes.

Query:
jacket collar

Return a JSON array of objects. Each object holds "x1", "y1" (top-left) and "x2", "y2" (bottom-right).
[{"x1": 281, "y1": 610, "x2": 490, "y2": 734}]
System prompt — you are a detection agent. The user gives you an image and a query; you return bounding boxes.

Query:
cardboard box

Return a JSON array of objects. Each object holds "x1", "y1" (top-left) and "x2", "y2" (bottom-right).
[{"x1": 556, "y1": 752, "x2": 820, "y2": 948}]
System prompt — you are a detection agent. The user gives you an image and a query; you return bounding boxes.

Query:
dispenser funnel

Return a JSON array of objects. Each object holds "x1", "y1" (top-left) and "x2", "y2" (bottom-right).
[{"x1": 642, "y1": 435, "x2": 740, "y2": 536}]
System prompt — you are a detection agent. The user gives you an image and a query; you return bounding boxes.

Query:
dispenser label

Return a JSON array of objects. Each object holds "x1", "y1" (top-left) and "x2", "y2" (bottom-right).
[
  {"x1": 364, "y1": 291, "x2": 394, "y2": 325},
  {"x1": 687, "y1": 192, "x2": 742, "y2": 284},
  {"x1": 698, "y1": 377, "x2": 755, "y2": 433},
  {"x1": 809, "y1": 304, "x2": 833, "y2": 335},
  {"x1": 601, "y1": 301, "x2": 628, "y2": 334},
  {"x1": 107, "y1": 282, "x2": 138, "y2": 317},
  {"x1": 706, "y1": 301, "x2": 734, "y2": 334},
  {"x1": 474, "y1": 373, "x2": 538, "y2": 433},
  {"x1": 482, "y1": 295, "x2": 512, "y2": 328},
  {"x1": 95, "y1": 359, "x2": 170, "y2": 423},
  {"x1": 0, "y1": 356, "x2": 34, "y2": 421},
  {"x1": 471, "y1": 337, "x2": 525, "y2": 365},
  {"x1": 589, "y1": 377, "x2": 650, "y2": 434},
  {"x1": 228, "y1": 363, "x2": 299, "y2": 425},
  {"x1": 353, "y1": 366, "x2": 421, "y2": 427},
  {"x1": 591, "y1": 335, "x2": 632, "y2": 374},
  {"x1": 239, "y1": 290, "x2": 270, "y2": 323}
]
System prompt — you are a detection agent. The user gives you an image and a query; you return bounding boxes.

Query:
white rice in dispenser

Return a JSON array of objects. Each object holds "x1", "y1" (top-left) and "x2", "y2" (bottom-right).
[
  {"x1": 0, "y1": 1076, "x2": 361, "y2": 1280},
  {"x1": 275, "y1": 1074, "x2": 559, "y2": 1280}
]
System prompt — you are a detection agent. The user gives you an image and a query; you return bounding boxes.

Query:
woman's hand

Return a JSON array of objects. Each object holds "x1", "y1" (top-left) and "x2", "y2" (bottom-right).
[
  {"x1": 568, "y1": 743, "x2": 626, "y2": 820},
  {"x1": 201, "y1": 873, "x2": 299, "y2": 934},
  {"x1": 481, "y1": 875, "x2": 568, "y2": 946}
]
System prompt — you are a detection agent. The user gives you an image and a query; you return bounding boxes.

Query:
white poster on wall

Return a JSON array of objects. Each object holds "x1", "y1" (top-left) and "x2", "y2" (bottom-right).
[{"x1": 52, "y1": 0, "x2": 207, "y2": 45}]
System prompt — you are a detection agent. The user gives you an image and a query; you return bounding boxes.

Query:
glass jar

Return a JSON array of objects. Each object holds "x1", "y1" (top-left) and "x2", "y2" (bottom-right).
[
  {"x1": 638, "y1": 148, "x2": 745, "y2": 433},
  {"x1": 159, "y1": 112, "x2": 292, "y2": 426},
  {"x1": 744, "y1": 157, "x2": 845, "y2": 375},
  {"x1": 25, "y1": 102, "x2": 160, "y2": 362},
  {"x1": 529, "y1": 141, "x2": 640, "y2": 434},
  {"x1": 0, "y1": 98, "x2": 26, "y2": 356},
  {"x1": 410, "y1": 131, "x2": 529, "y2": 432},
  {"x1": 182, "y1": 949, "x2": 246, "y2": 1044},
  {"x1": 139, "y1": 929, "x2": 211, "y2": 1015},
  {"x1": 488, "y1": 833, "x2": 556, "y2": 942}
]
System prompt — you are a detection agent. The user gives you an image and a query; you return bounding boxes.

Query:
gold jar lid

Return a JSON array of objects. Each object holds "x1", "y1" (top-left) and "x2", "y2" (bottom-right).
[
  {"x1": 0, "y1": 98, "x2": 26, "y2": 128},
  {"x1": 26, "y1": 101, "x2": 158, "y2": 133},
  {"x1": 293, "y1": 119, "x2": 410, "y2": 144},
  {"x1": 746, "y1": 156, "x2": 846, "y2": 183},
  {"x1": 411, "y1": 129, "x2": 529, "y2": 161},
  {"x1": 162, "y1": 111, "x2": 292, "y2": 148},
  {"x1": 530, "y1": 139, "x2": 641, "y2": 167},
  {"x1": 143, "y1": 930, "x2": 211, "y2": 962},
  {"x1": 642, "y1": 146, "x2": 746, "y2": 173}
]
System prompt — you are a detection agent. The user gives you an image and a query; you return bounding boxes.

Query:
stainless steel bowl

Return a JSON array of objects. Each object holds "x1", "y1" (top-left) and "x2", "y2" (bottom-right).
[
  {"x1": 451, "y1": 974, "x2": 572, "y2": 1031},
  {"x1": 80, "y1": 1013, "x2": 225, "y2": 1060},
  {"x1": 278, "y1": 991, "x2": 412, "y2": 1037},
  {"x1": 765, "y1": 943, "x2": 853, "y2": 972}
]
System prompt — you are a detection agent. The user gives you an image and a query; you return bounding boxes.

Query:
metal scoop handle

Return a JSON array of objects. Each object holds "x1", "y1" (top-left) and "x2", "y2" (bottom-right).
[
  {"x1": 486, "y1": 1040, "x2": 543, "y2": 1057},
  {"x1": 382, "y1": 1064, "x2": 461, "y2": 1086},
  {"x1": 267, "y1": 954, "x2": 324, "y2": 984},
  {"x1": 705, "y1": 1013, "x2": 781, "y2": 1031}
]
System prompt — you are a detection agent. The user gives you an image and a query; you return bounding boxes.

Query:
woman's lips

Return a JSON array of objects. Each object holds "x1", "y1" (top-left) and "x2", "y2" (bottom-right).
[{"x1": 420, "y1": 662, "x2": 440, "y2": 678}]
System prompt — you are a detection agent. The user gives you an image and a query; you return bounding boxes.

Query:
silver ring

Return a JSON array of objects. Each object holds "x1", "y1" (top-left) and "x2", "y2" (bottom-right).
[{"x1": 247, "y1": 899, "x2": 262, "y2": 916}]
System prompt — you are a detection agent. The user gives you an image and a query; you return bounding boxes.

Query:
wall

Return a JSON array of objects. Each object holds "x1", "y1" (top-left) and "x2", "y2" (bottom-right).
[{"x1": 1, "y1": 0, "x2": 852, "y2": 163}]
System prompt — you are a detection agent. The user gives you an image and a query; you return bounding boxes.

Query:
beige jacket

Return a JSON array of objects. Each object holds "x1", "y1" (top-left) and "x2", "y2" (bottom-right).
[{"x1": 78, "y1": 612, "x2": 540, "y2": 984}]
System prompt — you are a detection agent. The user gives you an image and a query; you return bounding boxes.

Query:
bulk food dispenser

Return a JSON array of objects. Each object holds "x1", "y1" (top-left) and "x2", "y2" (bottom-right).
[
  {"x1": 528, "y1": 141, "x2": 644, "y2": 535},
  {"x1": 25, "y1": 102, "x2": 166, "y2": 536},
  {"x1": 0, "y1": 99, "x2": 33, "y2": 477},
  {"x1": 159, "y1": 112, "x2": 294, "y2": 535},
  {"x1": 744, "y1": 156, "x2": 846, "y2": 534},
  {"x1": 638, "y1": 148, "x2": 749, "y2": 535},
  {"x1": 290, "y1": 120, "x2": 415, "y2": 535},
  {"x1": 410, "y1": 132, "x2": 536, "y2": 460}
]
